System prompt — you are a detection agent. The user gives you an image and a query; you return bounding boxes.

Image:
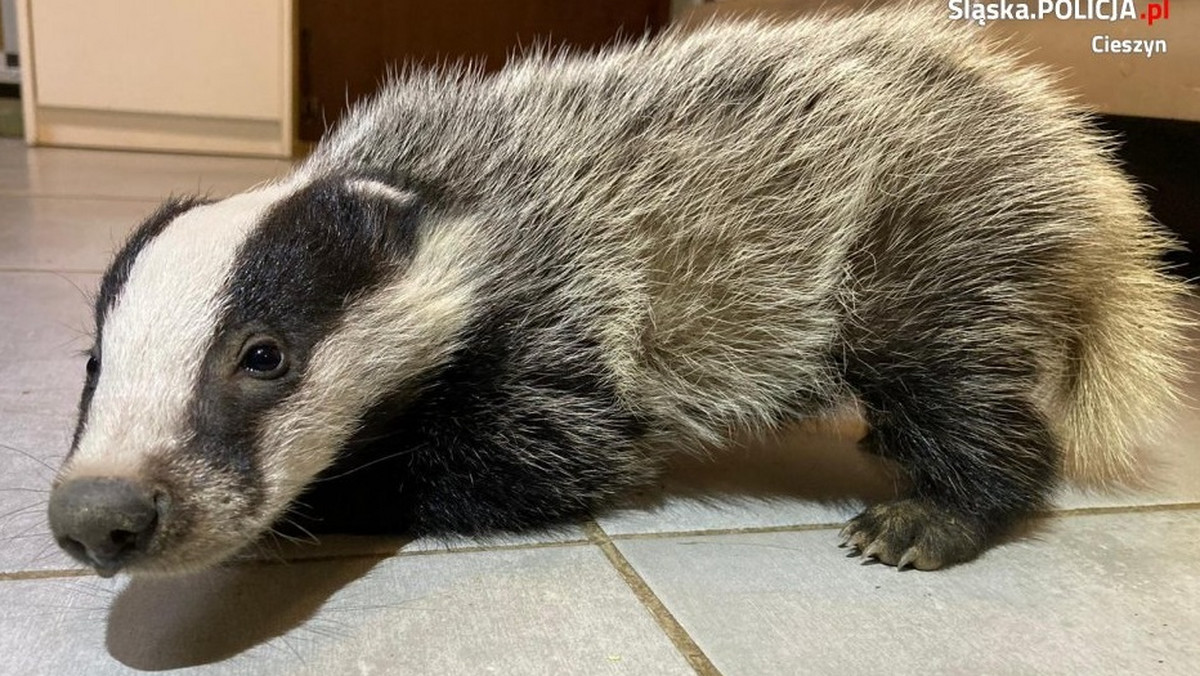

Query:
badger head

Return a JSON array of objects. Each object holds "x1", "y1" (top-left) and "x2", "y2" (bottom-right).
[{"x1": 47, "y1": 176, "x2": 473, "y2": 576}]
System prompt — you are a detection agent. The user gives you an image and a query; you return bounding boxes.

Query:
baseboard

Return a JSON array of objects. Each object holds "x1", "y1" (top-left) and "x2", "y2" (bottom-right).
[{"x1": 32, "y1": 106, "x2": 290, "y2": 158}]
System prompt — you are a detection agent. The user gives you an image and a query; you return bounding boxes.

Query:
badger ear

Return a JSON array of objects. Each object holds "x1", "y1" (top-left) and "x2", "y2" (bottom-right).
[{"x1": 343, "y1": 178, "x2": 423, "y2": 255}]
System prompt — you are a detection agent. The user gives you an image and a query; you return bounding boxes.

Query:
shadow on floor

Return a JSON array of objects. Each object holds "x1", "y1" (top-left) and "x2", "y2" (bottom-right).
[{"x1": 105, "y1": 546, "x2": 400, "y2": 670}]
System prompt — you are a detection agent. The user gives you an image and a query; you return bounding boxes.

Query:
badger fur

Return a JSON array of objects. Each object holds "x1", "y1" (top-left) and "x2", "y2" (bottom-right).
[{"x1": 48, "y1": 9, "x2": 1187, "y2": 576}]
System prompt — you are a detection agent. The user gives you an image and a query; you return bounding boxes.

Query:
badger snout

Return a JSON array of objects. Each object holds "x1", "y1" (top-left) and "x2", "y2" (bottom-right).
[{"x1": 48, "y1": 477, "x2": 163, "y2": 577}]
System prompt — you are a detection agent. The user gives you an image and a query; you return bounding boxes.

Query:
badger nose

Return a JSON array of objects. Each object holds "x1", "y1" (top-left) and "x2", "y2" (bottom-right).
[{"x1": 48, "y1": 477, "x2": 160, "y2": 577}]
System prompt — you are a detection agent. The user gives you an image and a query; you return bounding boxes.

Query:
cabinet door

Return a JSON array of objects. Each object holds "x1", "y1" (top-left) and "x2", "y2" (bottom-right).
[{"x1": 22, "y1": 0, "x2": 294, "y2": 156}]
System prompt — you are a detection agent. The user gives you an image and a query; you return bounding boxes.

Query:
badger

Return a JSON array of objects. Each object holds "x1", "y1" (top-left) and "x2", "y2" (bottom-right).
[{"x1": 47, "y1": 9, "x2": 1187, "y2": 577}]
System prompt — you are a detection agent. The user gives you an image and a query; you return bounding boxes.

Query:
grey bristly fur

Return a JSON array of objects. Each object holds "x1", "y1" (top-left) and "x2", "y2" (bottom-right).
[
  {"x1": 58, "y1": 7, "x2": 1188, "y2": 575},
  {"x1": 303, "y1": 9, "x2": 1186, "y2": 568}
]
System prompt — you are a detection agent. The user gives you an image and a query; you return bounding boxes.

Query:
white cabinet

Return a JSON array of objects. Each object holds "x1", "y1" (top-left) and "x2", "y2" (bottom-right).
[{"x1": 18, "y1": 0, "x2": 294, "y2": 157}]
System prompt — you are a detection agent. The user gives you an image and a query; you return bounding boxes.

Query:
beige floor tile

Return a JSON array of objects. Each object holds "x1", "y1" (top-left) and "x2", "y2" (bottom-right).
[
  {"x1": 0, "y1": 545, "x2": 693, "y2": 675},
  {"x1": 616, "y1": 509, "x2": 1200, "y2": 676},
  {"x1": 0, "y1": 272, "x2": 97, "y2": 572},
  {"x1": 0, "y1": 196, "x2": 159, "y2": 272},
  {"x1": 0, "y1": 139, "x2": 292, "y2": 200}
]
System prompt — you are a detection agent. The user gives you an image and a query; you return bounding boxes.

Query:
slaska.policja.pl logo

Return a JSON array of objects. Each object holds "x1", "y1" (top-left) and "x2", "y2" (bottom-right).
[{"x1": 947, "y1": 1, "x2": 1173, "y2": 58}]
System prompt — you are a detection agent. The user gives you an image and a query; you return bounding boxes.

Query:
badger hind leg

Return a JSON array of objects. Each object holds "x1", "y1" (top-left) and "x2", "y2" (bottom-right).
[{"x1": 839, "y1": 338, "x2": 1059, "y2": 570}]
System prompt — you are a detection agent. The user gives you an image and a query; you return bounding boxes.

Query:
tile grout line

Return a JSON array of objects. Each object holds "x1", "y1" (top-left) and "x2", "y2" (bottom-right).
[
  {"x1": 606, "y1": 520, "x2": 847, "y2": 542},
  {"x1": 0, "y1": 191, "x2": 261, "y2": 202},
  {"x1": 1043, "y1": 501, "x2": 1200, "y2": 517},
  {"x1": 602, "y1": 499, "x2": 1200, "y2": 542},
  {"x1": 583, "y1": 521, "x2": 723, "y2": 676},
  {"x1": 0, "y1": 568, "x2": 93, "y2": 582},
  {"x1": 0, "y1": 536, "x2": 596, "y2": 583},
  {"x1": 4, "y1": 501, "x2": 1197, "y2": 583},
  {"x1": 0, "y1": 267, "x2": 105, "y2": 275}
]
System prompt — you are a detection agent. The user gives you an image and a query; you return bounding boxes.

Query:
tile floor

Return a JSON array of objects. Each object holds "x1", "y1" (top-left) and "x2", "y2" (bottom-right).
[{"x1": 1, "y1": 138, "x2": 1197, "y2": 675}]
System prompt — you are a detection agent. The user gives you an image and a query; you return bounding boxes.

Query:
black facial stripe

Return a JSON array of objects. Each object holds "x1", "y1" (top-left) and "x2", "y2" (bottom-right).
[
  {"x1": 402, "y1": 303, "x2": 648, "y2": 535},
  {"x1": 185, "y1": 176, "x2": 424, "y2": 511},
  {"x1": 282, "y1": 315, "x2": 646, "y2": 537},
  {"x1": 69, "y1": 197, "x2": 209, "y2": 459},
  {"x1": 68, "y1": 370, "x2": 99, "y2": 457},
  {"x1": 284, "y1": 268, "x2": 648, "y2": 537}
]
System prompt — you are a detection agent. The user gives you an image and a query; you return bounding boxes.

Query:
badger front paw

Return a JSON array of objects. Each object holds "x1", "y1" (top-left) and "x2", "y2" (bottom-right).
[{"x1": 840, "y1": 499, "x2": 986, "y2": 570}]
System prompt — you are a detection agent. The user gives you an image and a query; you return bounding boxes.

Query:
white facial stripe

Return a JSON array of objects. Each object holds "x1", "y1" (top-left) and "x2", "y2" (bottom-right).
[
  {"x1": 252, "y1": 217, "x2": 481, "y2": 523},
  {"x1": 68, "y1": 182, "x2": 300, "y2": 478}
]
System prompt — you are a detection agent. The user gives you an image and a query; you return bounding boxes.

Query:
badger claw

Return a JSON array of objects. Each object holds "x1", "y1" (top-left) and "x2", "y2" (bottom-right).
[
  {"x1": 861, "y1": 541, "x2": 884, "y2": 561},
  {"x1": 837, "y1": 526, "x2": 855, "y2": 548},
  {"x1": 838, "y1": 500, "x2": 987, "y2": 571}
]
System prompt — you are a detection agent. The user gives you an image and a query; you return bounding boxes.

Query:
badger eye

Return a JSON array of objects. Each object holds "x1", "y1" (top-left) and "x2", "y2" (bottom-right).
[
  {"x1": 85, "y1": 355, "x2": 99, "y2": 378},
  {"x1": 239, "y1": 341, "x2": 287, "y2": 378}
]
